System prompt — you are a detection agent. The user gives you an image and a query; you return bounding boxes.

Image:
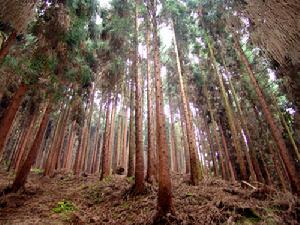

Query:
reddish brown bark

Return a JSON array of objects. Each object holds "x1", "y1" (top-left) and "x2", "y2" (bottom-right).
[
  {"x1": 63, "y1": 121, "x2": 76, "y2": 171},
  {"x1": 90, "y1": 103, "x2": 103, "y2": 173},
  {"x1": 119, "y1": 109, "x2": 128, "y2": 170},
  {"x1": 168, "y1": 96, "x2": 179, "y2": 173},
  {"x1": 14, "y1": 111, "x2": 37, "y2": 172},
  {"x1": 100, "y1": 96, "x2": 112, "y2": 180},
  {"x1": 145, "y1": 14, "x2": 156, "y2": 183},
  {"x1": 0, "y1": 83, "x2": 27, "y2": 157},
  {"x1": 152, "y1": 0, "x2": 173, "y2": 216},
  {"x1": 11, "y1": 103, "x2": 51, "y2": 192},
  {"x1": 132, "y1": 0, "x2": 145, "y2": 194},
  {"x1": 82, "y1": 86, "x2": 96, "y2": 172},
  {"x1": 107, "y1": 95, "x2": 117, "y2": 172},
  {"x1": 44, "y1": 105, "x2": 69, "y2": 177},
  {"x1": 127, "y1": 84, "x2": 135, "y2": 177},
  {"x1": 179, "y1": 107, "x2": 190, "y2": 174},
  {"x1": 234, "y1": 36, "x2": 300, "y2": 194},
  {"x1": 172, "y1": 19, "x2": 200, "y2": 185}
]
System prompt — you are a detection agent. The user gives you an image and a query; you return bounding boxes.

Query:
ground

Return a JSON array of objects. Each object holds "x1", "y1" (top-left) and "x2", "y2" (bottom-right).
[{"x1": 0, "y1": 168, "x2": 299, "y2": 225}]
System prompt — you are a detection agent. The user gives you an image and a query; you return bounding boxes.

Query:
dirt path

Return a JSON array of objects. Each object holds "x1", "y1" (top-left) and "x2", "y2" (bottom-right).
[{"x1": 0, "y1": 170, "x2": 299, "y2": 224}]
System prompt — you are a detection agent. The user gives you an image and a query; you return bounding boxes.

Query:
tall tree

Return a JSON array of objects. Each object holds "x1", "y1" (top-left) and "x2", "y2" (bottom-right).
[{"x1": 151, "y1": 0, "x2": 173, "y2": 218}]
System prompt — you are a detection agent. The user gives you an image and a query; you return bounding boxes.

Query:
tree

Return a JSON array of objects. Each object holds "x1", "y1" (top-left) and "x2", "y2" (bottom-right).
[
  {"x1": 11, "y1": 102, "x2": 51, "y2": 192},
  {"x1": 132, "y1": 0, "x2": 145, "y2": 194},
  {"x1": 150, "y1": 0, "x2": 173, "y2": 218}
]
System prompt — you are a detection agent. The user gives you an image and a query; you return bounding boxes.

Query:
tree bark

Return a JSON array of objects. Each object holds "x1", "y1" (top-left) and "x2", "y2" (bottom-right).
[
  {"x1": 133, "y1": 0, "x2": 145, "y2": 194},
  {"x1": 44, "y1": 104, "x2": 69, "y2": 177},
  {"x1": 168, "y1": 96, "x2": 179, "y2": 173},
  {"x1": 234, "y1": 35, "x2": 300, "y2": 194},
  {"x1": 100, "y1": 96, "x2": 112, "y2": 180},
  {"x1": 0, "y1": 83, "x2": 27, "y2": 157},
  {"x1": 172, "y1": 20, "x2": 200, "y2": 185},
  {"x1": 14, "y1": 110, "x2": 37, "y2": 172},
  {"x1": 11, "y1": 102, "x2": 51, "y2": 192},
  {"x1": 207, "y1": 39, "x2": 248, "y2": 180},
  {"x1": 152, "y1": 0, "x2": 173, "y2": 216},
  {"x1": 127, "y1": 82, "x2": 135, "y2": 177},
  {"x1": 64, "y1": 120, "x2": 76, "y2": 171},
  {"x1": 145, "y1": 14, "x2": 156, "y2": 183}
]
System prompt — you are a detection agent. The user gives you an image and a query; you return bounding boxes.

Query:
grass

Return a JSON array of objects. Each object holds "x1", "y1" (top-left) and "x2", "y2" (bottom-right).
[
  {"x1": 31, "y1": 168, "x2": 44, "y2": 175},
  {"x1": 52, "y1": 200, "x2": 76, "y2": 214}
]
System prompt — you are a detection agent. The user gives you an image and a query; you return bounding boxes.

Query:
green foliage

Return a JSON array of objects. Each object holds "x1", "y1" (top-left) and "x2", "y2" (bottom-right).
[
  {"x1": 52, "y1": 200, "x2": 76, "y2": 213},
  {"x1": 65, "y1": 17, "x2": 88, "y2": 48},
  {"x1": 31, "y1": 168, "x2": 44, "y2": 175}
]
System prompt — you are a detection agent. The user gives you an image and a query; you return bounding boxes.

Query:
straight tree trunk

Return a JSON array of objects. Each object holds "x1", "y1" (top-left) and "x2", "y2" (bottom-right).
[
  {"x1": 11, "y1": 102, "x2": 51, "y2": 192},
  {"x1": 220, "y1": 47, "x2": 262, "y2": 181},
  {"x1": 172, "y1": 20, "x2": 200, "y2": 185},
  {"x1": 44, "y1": 105, "x2": 70, "y2": 177},
  {"x1": 152, "y1": 0, "x2": 173, "y2": 216},
  {"x1": 207, "y1": 39, "x2": 248, "y2": 180},
  {"x1": 100, "y1": 96, "x2": 112, "y2": 180},
  {"x1": 234, "y1": 35, "x2": 300, "y2": 194},
  {"x1": 145, "y1": 14, "x2": 156, "y2": 183},
  {"x1": 203, "y1": 115, "x2": 218, "y2": 176},
  {"x1": 107, "y1": 95, "x2": 117, "y2": 174},
  {"x1": 64, "y1": 121, "x2": 76, "y2": 171},
  {"x1": 82, "y1": 86, "x2": 96, "y2": 172},
  {"x1": 14, "y1": 111, "x2": 37, "y2": 171},
  {"x1": 120, "y1": 108, "x2": 128, "y2": 170},
  {"x1": 90, "y1": 103, "x2": 103, "y2": 173},
  {"x1": 219, "y1": 119, "x2": 237, "y2": 181},
  {"x1": 179, "y1": 109, "x2": 190, "y2": 174},
  {"x1": 0, "y1": 83, "x2": 27, "y2": 157},
  {"x1": 127, "y1": 82, "x2": 135, "y2": 177},
  {"x1": 168, "y1": 96, "x2": 179, "y2": 173},
  {"x1": 133, "y1": 0, "x2": 145, "y2": 194}
]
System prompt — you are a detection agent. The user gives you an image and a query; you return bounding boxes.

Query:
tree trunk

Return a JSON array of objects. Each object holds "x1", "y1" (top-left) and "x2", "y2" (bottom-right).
[
  {"x1": 82, "y1": 86, "x2": 96, "y2": 172},
  {"x1": 64, "y1": 121, "x2": 76, "y2": 171},
  {"x1": 127, "y1": 82, "x2": 135, "y2": 177},
  {"x1": 120, "y1": 108, "x2": 128, "y2": 170},
  {"x1": 0, "y1": 83, "x2": 27, "y2": 157},
  {"x1": 145, "y1": 14, "x2": 156, "y2": 183},
  {"x1": 234, "y1": 35, "x2": 300, "y2": 194},
  {"x1": 203, "y1": 114, "x2": 218, "y2": 176},
  {"x1": 152, "y1": 0, "x2": 173, "y2": 216},
  {"x1": 207, "y1": 39, "x2": 248, "y2": 180},
  {"x1": 108, "y1": 95, "x2": 117, "y2": 172},
  {"x1": 14, "y1": 111, "x2": 37, "y2": 172},
  {"x1": 11, "y1": 102, "x2": 51, "y2": 192},
  {"x1": 91, "y1": 102, "x2": 103, "y2": 173},
  {"x1": 179, "y1": 108, "x2": 190, "y2": 174},
  {"x1": 172, "y1": 20, "x2": 200, "y2": 185},
  {"x1": 100, "y1": 96, "x2": 112, "y2": 180},
  {"x1": 168, "y1": 96, "x2": 179, "y2": 173},
  {"x1": 219, "y1": 119, "x2": 237, "y2": 181},
  {"x1": 133, "y1": 0, "x2": 145, "y2": 193},
  {"x1": 44, "y1": 104, "x2": 70, "y2": 177}
]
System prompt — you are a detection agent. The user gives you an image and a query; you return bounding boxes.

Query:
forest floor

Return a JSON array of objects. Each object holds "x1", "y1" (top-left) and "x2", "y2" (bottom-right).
[{"x1": 0, "y1": 168, "x2": 299, "y2": 225}]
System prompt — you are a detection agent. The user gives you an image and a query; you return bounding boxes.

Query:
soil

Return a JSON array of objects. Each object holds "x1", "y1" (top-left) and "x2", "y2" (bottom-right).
[{"x1": 0, "y1": 168, "x2": 299, "y2": 225}]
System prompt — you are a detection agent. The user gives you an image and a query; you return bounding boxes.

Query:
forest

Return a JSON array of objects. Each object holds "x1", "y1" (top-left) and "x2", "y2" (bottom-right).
[{"x1": 0, "y1": 0, "x2": 299, "y2": 224}]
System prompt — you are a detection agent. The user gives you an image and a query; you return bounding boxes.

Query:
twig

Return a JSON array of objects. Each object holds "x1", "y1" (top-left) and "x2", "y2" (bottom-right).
[{"x1": 241, "y1": 181, "x2": 257, "y2": 190}]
